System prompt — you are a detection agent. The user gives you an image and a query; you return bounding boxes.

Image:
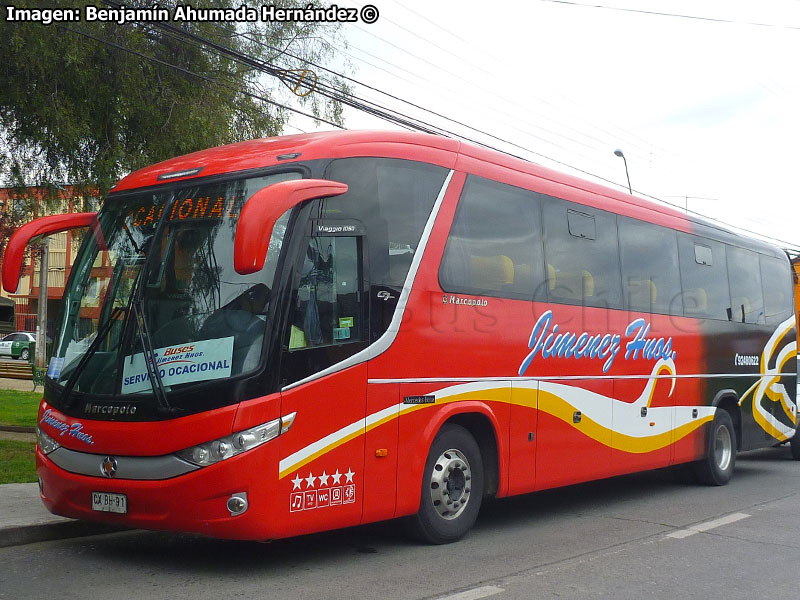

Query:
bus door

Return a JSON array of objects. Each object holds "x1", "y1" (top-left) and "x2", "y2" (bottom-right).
[{"x1": 277, "y1": 226, "x2": 369, "y2": 536}]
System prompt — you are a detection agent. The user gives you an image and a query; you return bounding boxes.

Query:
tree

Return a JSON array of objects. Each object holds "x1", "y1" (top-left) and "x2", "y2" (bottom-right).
[{"x1": 0, "y1": 0, "x2": 349, "y2": 199}]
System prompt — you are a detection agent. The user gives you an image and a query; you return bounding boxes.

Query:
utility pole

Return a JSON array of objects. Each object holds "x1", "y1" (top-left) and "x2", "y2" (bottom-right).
[{"x1": 35, "y1": 237, "x2": 49, "y2": 368}]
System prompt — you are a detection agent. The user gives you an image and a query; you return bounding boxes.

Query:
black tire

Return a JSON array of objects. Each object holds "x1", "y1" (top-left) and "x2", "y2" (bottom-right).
[
  {"x1": 19, "y1": 348, "x2": 29, "y2": 362},
  {"x1": 694, "y1": 409, "x2": 736, "y2": 485},
  {"x1": 790, "y1": 426, "x2": 800, "y2": 461},
  {"x1": 411, "y1": 424, "x2": 484, "y2": 544}
]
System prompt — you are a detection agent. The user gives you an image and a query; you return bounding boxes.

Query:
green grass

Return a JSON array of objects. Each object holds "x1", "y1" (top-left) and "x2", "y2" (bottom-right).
[
  {"x1": 0, "y1": 440, "x2": 37, "y2": 483},
  {"x1": 0, "y1": 389, "x2": 41, "y2": 428}
]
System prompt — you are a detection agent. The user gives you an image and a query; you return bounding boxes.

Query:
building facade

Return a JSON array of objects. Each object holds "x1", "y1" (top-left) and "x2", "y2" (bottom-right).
[{"x1": 0, "y1": 186, "x2": 99, "y2": 336}]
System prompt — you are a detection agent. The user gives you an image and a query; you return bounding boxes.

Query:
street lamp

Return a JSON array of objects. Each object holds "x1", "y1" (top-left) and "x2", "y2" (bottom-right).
[{"x1": 614, "y1": 149, "x2": 632, "y2": 195}]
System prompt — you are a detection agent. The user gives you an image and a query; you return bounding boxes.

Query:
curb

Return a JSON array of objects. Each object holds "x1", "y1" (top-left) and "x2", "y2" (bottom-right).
[
  {"x1": 0, "y1": 521, "x2": 128, "y2": 548},
  {"x1": 0, "y1": 425, "x2": 36, "y2": 433}
]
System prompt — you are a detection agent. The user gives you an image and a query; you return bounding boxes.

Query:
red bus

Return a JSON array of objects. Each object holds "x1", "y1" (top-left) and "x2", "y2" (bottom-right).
[{"x1": 3, "y1": 131, "x2": 797, "y2": 544}]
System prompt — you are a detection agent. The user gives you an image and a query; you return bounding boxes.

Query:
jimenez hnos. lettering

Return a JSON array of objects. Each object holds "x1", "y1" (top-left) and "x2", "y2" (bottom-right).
[
  {"x1": 39, "y1": 409, "x2": 95, "y2": 445},
  {"x1": 519, "y1": 311, "x2": 677, "y2": 375}
]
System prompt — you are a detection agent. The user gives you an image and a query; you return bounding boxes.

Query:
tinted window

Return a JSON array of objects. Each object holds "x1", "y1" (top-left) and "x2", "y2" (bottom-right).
[
  {"x1": 618, "y1": 217, "x2": 682, "y2": 315},
  {"x1": 760, "y1": 255, "x2": 793, "y2": 325},
  {"x1": 678, "y1": 235, "x2": 731, "y2": 320},
  {"x1": 325, "y1": 158, "x2": 448, "y2": 288},
  {"x1": 439, "y1": 176, "x2": 545, "y2": 300},
  {"x1": 288, "y1": 236, "x2": 363, "y2": 350},
  {"x1": 543, "y1": 198, "x2": 622, "y2": 309},
  {"x1": 726, "y1": 246, "x2": 765, "y2": 324}
]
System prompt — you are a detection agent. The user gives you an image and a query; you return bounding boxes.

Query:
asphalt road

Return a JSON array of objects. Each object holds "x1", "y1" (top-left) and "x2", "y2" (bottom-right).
[{"x1": 1, "y1": 447, "x2": 799, "y2": 600}]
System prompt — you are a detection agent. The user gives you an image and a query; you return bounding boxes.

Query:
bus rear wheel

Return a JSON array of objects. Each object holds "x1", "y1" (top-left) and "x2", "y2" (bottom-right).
[
  {"x1": 411, "y1": 424, "x2": 484, "y2": 544},
  {"x1": 790, "y1": 426, "x2": 800, "y2": 461},
  {"x1": 694, "y1": 409, "x2": 736, "y2": 486}
]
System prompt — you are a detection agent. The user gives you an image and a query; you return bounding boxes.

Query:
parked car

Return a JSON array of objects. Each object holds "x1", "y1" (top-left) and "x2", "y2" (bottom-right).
[{"x1": 0, "y1": 331, "x2": 36, "y2": 361}]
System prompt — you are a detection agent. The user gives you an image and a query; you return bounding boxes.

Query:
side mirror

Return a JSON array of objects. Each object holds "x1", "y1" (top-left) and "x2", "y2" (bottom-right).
[
  {"x1": 234, "y1": 178, "x2": 348, "y2": 275},
  {"x1": 2, "y1": 212, "x2": 97, "y2": 294}
]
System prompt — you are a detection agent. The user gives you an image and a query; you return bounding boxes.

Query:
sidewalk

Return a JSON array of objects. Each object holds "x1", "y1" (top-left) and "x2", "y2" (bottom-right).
[
  {"x1": 0, "y1": 482, "x2": 125, "y2": 547},
  {"x1": 0, "y1": 376, "x2": 40, "y2": 392},
  {"x1": 1, "y1": 377, "x2": 126, "y2": 546}
]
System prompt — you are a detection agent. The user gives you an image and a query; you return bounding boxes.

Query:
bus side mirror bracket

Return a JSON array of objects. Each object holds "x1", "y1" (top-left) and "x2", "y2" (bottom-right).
[
  {"x1": 234, "y1": 178, "x2": 348, "y2": 275},
  {"x1": 1, "y1": 212, "x2": 97, "y2": 294}
]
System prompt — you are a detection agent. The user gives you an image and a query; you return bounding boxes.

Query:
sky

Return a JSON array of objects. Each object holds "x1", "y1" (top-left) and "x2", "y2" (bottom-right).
[{"x1": 285, "y1": 0, "x2": 800, "y2": 253}]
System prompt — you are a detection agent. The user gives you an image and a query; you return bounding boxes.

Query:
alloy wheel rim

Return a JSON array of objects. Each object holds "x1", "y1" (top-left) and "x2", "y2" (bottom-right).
[
  {"x1": 429, "y1": 448, "x2": 472, "y2": 520},
  {"x1": 714, "y1": 425, "x2": 733, "y2": 471}
]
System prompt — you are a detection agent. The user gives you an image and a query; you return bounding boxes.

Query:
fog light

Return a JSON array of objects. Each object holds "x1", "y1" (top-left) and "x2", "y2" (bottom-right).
[{"x1": 227, "y1": 493, "x2": 248, "y2": 516}]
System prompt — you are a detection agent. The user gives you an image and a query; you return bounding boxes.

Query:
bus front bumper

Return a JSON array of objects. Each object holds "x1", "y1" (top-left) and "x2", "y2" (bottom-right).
[{"x1": 36, "y1": 444, "x2": 280, "y2": 541}]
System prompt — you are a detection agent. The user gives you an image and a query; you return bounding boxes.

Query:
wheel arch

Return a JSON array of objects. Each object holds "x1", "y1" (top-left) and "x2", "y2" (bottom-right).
[
  {"x1": 397, "y1": 400, "x2": 507, "y2": 517},
  {"x1": 711, "y1": 389, "x2": 742, "y2": 451},
  {"x1": 445, "y1": 412, "x2": 500, "y2": 499}
]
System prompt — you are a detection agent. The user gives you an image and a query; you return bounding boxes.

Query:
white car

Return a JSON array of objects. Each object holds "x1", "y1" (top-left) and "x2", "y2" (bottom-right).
[{"x1": 0, "y1": 331, "x2": 36, "y2": 361}]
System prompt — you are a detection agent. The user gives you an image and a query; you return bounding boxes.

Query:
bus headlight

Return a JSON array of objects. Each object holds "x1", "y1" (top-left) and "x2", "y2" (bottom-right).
[
  {"x1": 36, "y1": 427, "x2": 61, "y2": 455},
  {"x1": 175, "y1": 412, "x2": 295, "y2": 467}
]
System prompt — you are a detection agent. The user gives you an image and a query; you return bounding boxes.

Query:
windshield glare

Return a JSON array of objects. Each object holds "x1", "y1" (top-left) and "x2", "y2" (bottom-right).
[{"x1": 50, "y1": 171, "x2": 299, "y2": 397}]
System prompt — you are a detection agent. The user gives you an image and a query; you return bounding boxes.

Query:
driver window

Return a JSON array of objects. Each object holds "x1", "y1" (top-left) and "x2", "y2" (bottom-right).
[{"x1": 288, "y1": 236, "x2": 362, "y2": 350}]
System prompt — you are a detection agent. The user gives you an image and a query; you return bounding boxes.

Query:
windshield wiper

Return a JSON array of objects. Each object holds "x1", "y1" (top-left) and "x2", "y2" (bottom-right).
[
  {"x1": 126, "y1": 228, "x2": 179, "y2": 415},
  {"x1": 60, "y1": 264, "x2": 178, "y2": 415},
  {"x1": 130, "y1": 299, "x2": 175, "y2": 414},
  {"x1": 60, "y1": 306, "x2": 125, "y2": 409}
]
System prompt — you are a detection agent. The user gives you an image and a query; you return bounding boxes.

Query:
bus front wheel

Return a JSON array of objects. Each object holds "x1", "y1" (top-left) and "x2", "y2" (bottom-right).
[
  {"x1": 694, "y1": 409, "x2": 736, "y2": 485},
  {"x1": 790, "y1": 425, "x2": 800, "y2": 461},
  {"x1": 411, "y1": 424, "x2": 484, "y2": 544}
]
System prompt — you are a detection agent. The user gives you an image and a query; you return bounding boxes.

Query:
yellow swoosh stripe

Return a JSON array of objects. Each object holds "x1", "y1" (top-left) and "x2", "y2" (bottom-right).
[
  {"x1": 279, "y1": 382, "x2": 713, "y2": 477},
  {"x1": 537, "y1": 390, "x2": 712, "y2": 454}
]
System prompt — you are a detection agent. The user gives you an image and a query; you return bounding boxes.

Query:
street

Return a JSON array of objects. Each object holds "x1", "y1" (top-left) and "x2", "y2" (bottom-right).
[{"x1": 1, "y1": 446, "x2": 798, "y2": 600}]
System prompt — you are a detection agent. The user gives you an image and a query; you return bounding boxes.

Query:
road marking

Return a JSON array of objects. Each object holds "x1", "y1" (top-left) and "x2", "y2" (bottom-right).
[
  {"x1": 436, "y1": 585, "x2": 504, "y2": 600},
  {"x1": 666, "y1": 512, "x2": 750, "y2": 539}
]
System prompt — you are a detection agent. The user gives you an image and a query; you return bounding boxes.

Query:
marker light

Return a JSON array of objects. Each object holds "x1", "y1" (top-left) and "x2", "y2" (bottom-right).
[
  {"x1": 175, "y1": 413, "x2": 295, "y2": 467},
  {"x1": 36, "y1": 427, "x2": 61, "y2": 455}
]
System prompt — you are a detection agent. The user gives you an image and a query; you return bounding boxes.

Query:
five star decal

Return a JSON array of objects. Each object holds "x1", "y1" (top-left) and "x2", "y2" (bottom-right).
[
  {"x1": 289, "y1": 467, "x2": 357, "y2": 512},
  {"x1": 291, "y1": 473, "x2": 303, "y2": 490}
]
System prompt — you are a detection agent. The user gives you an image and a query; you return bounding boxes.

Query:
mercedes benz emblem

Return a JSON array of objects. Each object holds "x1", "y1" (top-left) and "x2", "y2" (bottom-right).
[{"x1": 101, "y1": 456, "x2": 118, "y2": 478}]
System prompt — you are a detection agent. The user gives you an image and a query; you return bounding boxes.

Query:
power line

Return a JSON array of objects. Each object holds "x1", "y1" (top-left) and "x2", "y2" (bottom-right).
[
  {"x1": 162, "y1": 3, "x2": 663, "y2": 174},
  {"x1": 59, "y1": 25, "x2": 345, "y2": 129},
  {"x1": 82, "y1": 5, "x2": 800, "y2": 251},
  {"x1": 371, "y1": 0, "x2": 667, "y2": 156},
  {"x1": 537, "y1": 0, "x2": 800, "y2": 30}
]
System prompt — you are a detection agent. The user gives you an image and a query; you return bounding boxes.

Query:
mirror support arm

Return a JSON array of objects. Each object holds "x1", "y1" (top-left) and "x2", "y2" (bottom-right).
[
  {"x1": 234, "y1": 179, "x2": 348, "y2": 275},
  {"x1": 2, "y1": 212, "x2": 97, "y2": 293}
]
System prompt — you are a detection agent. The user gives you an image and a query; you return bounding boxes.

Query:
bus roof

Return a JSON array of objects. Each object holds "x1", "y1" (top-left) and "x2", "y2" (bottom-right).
[{"x1": 111, "y1": 130, "x2": 784, "y2": 259}]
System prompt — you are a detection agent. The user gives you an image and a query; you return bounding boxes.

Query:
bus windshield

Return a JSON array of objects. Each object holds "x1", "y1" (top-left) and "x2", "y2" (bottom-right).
[{"x1": 49, "y1": 171, "x2": 300, "y2": 398}]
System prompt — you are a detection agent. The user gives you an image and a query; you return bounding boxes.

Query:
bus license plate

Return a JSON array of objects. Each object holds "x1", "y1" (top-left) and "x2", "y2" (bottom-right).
[{"x1": 92, "y1": 492, "x2": 127, "y2": 514}]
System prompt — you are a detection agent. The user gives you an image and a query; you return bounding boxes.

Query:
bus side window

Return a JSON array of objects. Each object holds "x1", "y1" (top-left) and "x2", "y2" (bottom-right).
[
  {"x1": 288, "y1": 236, "x2": 363, "y2": 350},
  {"x1": 726, "y1": 246, "x2": 764, "y2": 324},
  {"x1": 760, "y1": 255, "x2": 793, "y2": 325},
  {"x1": 542, "y1": 198, "x2": 622, "y2": 309},
  {"x1": 677, "y1": 235, "x2": 731, "y2": 320},
  {"x1": 618, "y1": 217, "x2": 682, "y2": 316},
  {"x1": 439, "y1": 175, "x2": 545, "y2": 301}
]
